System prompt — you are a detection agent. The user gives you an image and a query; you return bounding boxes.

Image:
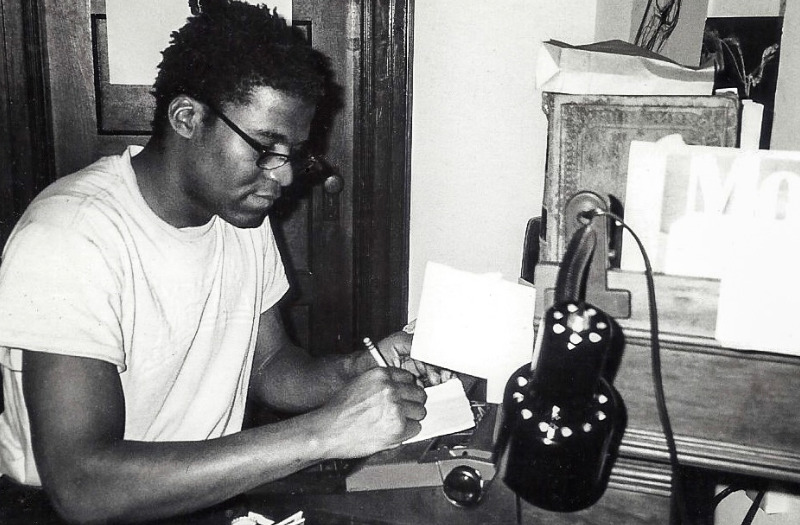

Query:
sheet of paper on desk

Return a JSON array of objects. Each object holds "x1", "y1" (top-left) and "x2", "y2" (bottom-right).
[
  {"x1": 403, "y1": 378, "x2": 475, "y2": 444},
  {"x1": 536, "y1": 39, "x2": 714, "y2": 96},
  {"x1": 410, "y1": 261, "x2": 536, "y2": 404}
]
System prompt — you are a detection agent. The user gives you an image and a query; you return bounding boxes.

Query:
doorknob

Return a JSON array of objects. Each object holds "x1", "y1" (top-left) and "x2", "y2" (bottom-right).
[
  {"x1": 323, "y1": 174, "x2": 344, "y2": 195},
  {"x1": 322, "y1": 174, "x2": 344, "y2": 221}
]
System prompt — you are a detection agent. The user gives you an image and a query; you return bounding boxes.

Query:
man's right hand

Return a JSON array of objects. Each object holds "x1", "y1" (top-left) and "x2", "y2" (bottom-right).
[{"x1": 312, "y1": 366, "x2": 427, "y2": 459}]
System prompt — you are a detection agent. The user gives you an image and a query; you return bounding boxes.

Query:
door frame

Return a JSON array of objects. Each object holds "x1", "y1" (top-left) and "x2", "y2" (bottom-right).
[
  {"x1": 0, "y1": 0, "x2": 53, "y2": 246},
  {"x1": 353, "y1": 0, "x2": 414, "y2": 340}
]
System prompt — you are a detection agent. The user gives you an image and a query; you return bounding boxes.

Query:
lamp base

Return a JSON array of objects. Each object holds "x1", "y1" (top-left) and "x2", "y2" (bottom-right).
[{"x1": 495, "y1": 372, "x2": 626, "y2": 512}]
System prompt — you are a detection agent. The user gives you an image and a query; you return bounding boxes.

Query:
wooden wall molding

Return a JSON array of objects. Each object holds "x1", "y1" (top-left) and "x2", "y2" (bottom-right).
[
  {"x1": 0, "y1": 0, "x2": 53, "y2": 245},
  {"x1": 621, "y1": 428, "x2": 800, "y2": 484},
  {"x1": 353, "y1": 0, "x2": 413, "y2": 339}
]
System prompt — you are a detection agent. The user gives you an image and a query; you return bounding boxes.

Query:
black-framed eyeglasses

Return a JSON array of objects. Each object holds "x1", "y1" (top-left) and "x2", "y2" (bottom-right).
[{"x1": 205, "y1": 103, "x2": 322, "y2": 173}]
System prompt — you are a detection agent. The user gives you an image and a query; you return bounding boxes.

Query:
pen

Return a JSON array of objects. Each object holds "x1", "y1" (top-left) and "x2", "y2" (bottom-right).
[{"x1": 363, "y1": 337, "x2": 388, "y2": 367}]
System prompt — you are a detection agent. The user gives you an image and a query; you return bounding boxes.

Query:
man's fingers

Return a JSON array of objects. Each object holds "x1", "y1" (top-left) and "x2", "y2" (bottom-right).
[
  {"x1": 401, "y1": 420, "x2": 423, "y2": 442},
  {"x1": 396, "y1": 381, "x2": 427, "y2": 405},
  {"x1": 400, "y1": 399, "x2": 427, "y2": 421},
  {"x1": 384, "y1": 365, "x2": 417, "y2": 384}
]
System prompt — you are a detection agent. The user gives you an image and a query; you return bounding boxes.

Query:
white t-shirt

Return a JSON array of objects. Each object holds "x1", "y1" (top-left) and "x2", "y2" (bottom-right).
[{"x1": 0, "y1": 146, "x2": 289, "y2": 485}]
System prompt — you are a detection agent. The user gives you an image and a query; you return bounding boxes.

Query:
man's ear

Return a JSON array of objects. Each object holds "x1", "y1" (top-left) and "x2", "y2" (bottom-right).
[{"x1": 167, "y1": 95, "x2": 205, "y2": 138}]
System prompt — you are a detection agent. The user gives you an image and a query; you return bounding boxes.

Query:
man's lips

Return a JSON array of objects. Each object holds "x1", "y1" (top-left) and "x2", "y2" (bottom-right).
[{"x1": 246, "y1": 193, "x2": 278, "y2": 208}]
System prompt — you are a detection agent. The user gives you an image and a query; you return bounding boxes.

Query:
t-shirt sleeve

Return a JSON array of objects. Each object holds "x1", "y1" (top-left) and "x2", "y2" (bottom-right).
[
  {"x1": 259, "y1": 220, "x2": 290, "y2": 314},
  {"x1": 0, "y1": 221, "x2": 125, "y2": 371}
]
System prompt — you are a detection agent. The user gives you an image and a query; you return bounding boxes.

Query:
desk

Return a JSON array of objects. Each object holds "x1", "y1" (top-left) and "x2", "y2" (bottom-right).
[{"x1": 244, "y1": 460, "x2": 672, "y2": 525}]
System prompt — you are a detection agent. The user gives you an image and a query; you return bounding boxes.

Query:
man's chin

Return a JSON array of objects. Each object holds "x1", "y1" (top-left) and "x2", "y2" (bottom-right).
[{"x1": 221, "y1": 209, "x2": 269, "y2": 229}]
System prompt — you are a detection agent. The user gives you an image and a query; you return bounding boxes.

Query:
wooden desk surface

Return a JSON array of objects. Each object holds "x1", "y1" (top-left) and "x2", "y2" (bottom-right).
[{"x1": 245, "y1": 476, "x2": 672, "y2": 525}]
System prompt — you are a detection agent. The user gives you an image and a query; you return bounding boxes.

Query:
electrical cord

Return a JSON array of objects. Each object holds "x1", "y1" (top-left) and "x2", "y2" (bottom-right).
[
  {"x1": 712, "y1": 485, "x2": 768, "y2": 525},
  {"x1": 712, "y1": 484, "x2": 746, "y2": 509},
  {"x1": 741, "y1": 490, "x2": 767, "y2": 525},
  {"x1": 579, "y1": 208, "x2": 777, "y2": 525},
  {"x1": 580, "y1": 209, "x2": 691, "y2": 525}
]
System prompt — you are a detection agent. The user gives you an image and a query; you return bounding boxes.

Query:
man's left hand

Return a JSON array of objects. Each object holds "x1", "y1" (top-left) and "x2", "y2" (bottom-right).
[{"x1": 375, "y1": 331, "x2": 455, "y2": 387}]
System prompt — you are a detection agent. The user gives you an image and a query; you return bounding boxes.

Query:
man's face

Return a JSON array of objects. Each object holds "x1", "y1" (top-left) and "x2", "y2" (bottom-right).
[{"x1": 184, "y1": 86, "x2": 316, "y2": 228}]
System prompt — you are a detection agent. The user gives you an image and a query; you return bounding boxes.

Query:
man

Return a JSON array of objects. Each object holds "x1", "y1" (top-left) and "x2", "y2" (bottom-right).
[{"x1": 0, "y1": 1, "x2": 447, "y2": 522}]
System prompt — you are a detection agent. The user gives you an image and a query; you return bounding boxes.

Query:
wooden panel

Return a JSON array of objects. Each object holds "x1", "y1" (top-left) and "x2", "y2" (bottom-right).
[
  {"x1": 617, "y1": 340, "x2": 800, "y2": 482},
  {"x1": 294, "y1": 0, "x2": 356, "y2": 354},
  {"x1": 43, "y1": 0, "x2": 96, "y2": 176},
  {"x1": 1, "y1": 0, "x2": 54, "y2": 242},
  {"x1": 540, "y1": 93, "x2": 741, "y2": 266},
  {"x1": 90, "y1": 13, "x2": 152, "y2": 134}
]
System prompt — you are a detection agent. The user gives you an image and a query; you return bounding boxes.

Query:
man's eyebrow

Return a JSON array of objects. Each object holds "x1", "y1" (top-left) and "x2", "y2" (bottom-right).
[
  {"x1": 253, "y1": 129, "x2": 289, "y2": 144},
  {"x1": 255, "y1": 131, "x2": 311, "y2": 150}
]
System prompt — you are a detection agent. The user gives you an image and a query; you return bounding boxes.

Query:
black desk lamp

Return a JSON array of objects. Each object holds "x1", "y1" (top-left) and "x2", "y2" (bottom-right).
[{"x1": 494, "y1": 193, "x2": 627, "y2": 512}]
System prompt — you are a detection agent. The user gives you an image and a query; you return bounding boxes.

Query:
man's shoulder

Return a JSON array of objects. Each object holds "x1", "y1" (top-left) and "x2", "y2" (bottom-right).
[{"x1": 24, "y1": 150, "x2": 137, "y2": 228}]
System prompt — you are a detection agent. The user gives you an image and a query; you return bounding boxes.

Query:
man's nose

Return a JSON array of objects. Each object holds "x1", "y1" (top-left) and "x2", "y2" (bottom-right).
[{"x1": 265, "y1": 165, "x2": 293, "y2": 187}]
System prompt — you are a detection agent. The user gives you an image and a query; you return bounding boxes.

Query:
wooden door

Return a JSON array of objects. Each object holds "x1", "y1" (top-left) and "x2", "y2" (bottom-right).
[
  {"x1": 3, "y1": 0, "x2": 413, "y2": 361},
  {"x1": 38, "y1": 0, "x2": 357, "y2": 355}
]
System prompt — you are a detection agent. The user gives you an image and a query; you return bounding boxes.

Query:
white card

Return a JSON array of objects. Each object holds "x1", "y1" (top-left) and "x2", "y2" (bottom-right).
[
  {"x1": 410, "y1": 261, "x2": 536, "y2": 403},
  {"x1": 403, "y1": 378, "x2": 475, "y2": 444}
]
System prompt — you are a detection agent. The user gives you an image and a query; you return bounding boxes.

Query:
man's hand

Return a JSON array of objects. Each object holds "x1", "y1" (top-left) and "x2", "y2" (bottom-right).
[
  {"x1": 374, "y1": 331, "x2": 456, "y2": 387},
  {"x1": 312, "y1": 367, "x2": 427, "y2": 458}
]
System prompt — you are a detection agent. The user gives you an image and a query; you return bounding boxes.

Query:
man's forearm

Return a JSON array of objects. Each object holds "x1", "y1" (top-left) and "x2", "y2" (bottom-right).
[
  {"x1": 250, "y1": 344, "x2": 369, "y2": 412},
  {"x1": 45, "y1": 414, "x2": 331, "y2": 523}
]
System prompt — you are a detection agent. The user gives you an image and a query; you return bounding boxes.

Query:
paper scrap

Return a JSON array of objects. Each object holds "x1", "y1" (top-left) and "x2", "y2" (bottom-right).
[
  {"x1": 404, "y1": 378, "x2": 475, "y2": 444},
  {"x1": 740, "y1": 99, "x2": 765, "y2": 150},
  {"x1": 410, "y1": 261, "x2": 536, "y2": 403},
  {"x1": 714, "y1": 487, "x2": 800, "y2": 525},
  {"x1": 106, "y1": 0, "x2": 292, "y2": 85},
  {"x1": 537, "y1": 39, "x2": 714, "y2": 96},
  {"x1": 715, "y1": 218, "x2": 800, "y2": 357}
]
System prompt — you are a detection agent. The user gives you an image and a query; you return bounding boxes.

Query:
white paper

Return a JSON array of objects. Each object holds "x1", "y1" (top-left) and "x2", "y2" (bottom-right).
[
  {"x1": 537, "y1": 39, "x2": 714, "y2": 96},
  {"x1": 410, "y1": 261, "x2": 536, "y2": 403},
  {"x1": 106, "y1": 0, "x2": 292, "y2": 85},
  {"x1": 714, "y1": 486, "x2": 800, "y2": 525},
  {"x1": 403, "y1": 378, "x2": 475, "y2": 444},
  {"x1": 622, "y1": 137, "x2": 800, "y2": 278},
  {"x1": 707, "y1": 0, "x2": 783, "y2": 18},
  {"x1": 715, "y1": 218, "x2": 800, "y2": 356},
  {"x1": 740, "y1": 99, "x2": 765, "y2": 150}
]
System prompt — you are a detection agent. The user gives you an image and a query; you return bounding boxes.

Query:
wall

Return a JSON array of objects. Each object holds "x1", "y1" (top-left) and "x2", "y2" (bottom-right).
[
  {"x1": 408, "y1": 0, "x2": 632, "y2": 317},
  {"x1": 771, "y1": 0, "x2": 799, "y2": 151}
]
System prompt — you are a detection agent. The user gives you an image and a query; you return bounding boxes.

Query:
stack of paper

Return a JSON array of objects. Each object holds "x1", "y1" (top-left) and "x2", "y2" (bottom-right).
[{"x1": 537, "y1": 39, "x2": 715, "y2": 96}]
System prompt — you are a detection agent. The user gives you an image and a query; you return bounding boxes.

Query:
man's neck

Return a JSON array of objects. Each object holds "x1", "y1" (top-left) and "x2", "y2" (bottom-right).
[{"x1": 131, "y1": 140, "x2": 209, "y2": 228}]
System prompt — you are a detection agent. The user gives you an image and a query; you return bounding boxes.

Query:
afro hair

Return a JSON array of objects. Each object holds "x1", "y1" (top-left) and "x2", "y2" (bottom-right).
[{"x1": 151, "y1": 0, "x2": 331, "y2": 136}]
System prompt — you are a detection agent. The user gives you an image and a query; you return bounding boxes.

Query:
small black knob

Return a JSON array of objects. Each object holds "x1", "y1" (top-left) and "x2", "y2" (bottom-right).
[{"x1": 442, "y1": 465, "x2": 484, "y2": 508}]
